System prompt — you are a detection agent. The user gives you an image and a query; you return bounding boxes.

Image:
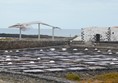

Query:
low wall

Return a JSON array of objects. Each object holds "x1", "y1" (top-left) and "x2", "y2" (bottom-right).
[
  {"x1": 0, "y1": 71, "x2": 71, "y2": 83},
  {"x1": 0, "y1": 40, "x2": 68, "y2": 50},
  {"x1": 0, "y1": 69, "x2": 118, "y2": 83},
  {"x1": 96, "y1": 42, "x2": 118, "y2": 48},
  {"x1": 38, "y1": 68, "x2": 118, "y2": 78}
]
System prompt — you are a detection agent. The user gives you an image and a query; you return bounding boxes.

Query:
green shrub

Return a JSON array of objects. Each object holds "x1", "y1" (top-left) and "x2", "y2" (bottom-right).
[{"x1": 66, "y1": 73, "x2": 80, "y2": 81}]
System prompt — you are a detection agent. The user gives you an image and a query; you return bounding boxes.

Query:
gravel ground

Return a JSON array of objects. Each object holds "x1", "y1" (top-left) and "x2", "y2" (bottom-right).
[{"x1": 0, "y1": 80, "x2": 11, "y2": 83}]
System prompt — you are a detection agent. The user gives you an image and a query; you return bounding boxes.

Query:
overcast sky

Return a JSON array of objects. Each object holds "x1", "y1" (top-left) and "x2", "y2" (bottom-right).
[{"x1": 0, "y1": 0, "x2": 118, "y2": 29}]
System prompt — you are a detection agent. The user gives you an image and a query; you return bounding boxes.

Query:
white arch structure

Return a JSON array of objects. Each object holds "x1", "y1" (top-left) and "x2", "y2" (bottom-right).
[
  {"x1": 25, "y1": 21, "x2": 61, "y2": 40},
  {"x1": 9, "y1": 21, "x2": 61, "y2": 40}
]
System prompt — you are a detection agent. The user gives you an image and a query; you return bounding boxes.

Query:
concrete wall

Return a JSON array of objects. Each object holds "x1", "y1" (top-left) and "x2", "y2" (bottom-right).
[{"x1": 0, "y1": 40, "x2": 68, "y2": 50}]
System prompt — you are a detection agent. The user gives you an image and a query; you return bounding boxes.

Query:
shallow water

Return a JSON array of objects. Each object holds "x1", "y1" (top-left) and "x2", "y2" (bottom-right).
[{"x1": 0, "y1": 47, "x2": 118, "y2": 73}]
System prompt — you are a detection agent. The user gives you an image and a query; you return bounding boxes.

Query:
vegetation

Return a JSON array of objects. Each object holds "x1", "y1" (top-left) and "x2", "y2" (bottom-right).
[
  {"x1": 66, "y1": 73, "x2": 80, "y2": 81},
  {"x1": 66, "y1": 72, "x2": 118, "y2": 83},
  {"x1": 93, "y1": 72, "x2": 118, "y2": 83}
]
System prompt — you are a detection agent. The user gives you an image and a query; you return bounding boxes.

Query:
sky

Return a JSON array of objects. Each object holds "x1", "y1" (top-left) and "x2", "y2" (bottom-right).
[{"x1": 0, "y1": 0, "x2": 118, "y2": 29}]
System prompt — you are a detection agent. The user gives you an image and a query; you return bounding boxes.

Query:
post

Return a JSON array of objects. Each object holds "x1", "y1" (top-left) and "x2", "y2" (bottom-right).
[
  {"x1": 52, "y1": 27, "x2": 54, "y2": 41},
  {"x1": 38, "y1": 23, "x2": 40, "y2": 40},
  {"x1": 19, "y1": 28, "x2": 22, "y2": 40}
]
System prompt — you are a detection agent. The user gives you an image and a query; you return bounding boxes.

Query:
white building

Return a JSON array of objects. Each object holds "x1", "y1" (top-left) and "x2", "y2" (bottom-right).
[{"x1": 81, "y1": 26, "x2": 118, "y2": 42}]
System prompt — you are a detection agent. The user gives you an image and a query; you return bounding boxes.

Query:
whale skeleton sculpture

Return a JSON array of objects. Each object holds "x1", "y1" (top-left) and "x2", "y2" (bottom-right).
[
  {"x1": 8, "y1": 23, "x2": 30, "y2": 40},
  {"x1": 9, "y1": 21, "x2": 61, "y2": 40},
  {"x1": 22, "y1": 21, "x2": 61, "y2": 40}
]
